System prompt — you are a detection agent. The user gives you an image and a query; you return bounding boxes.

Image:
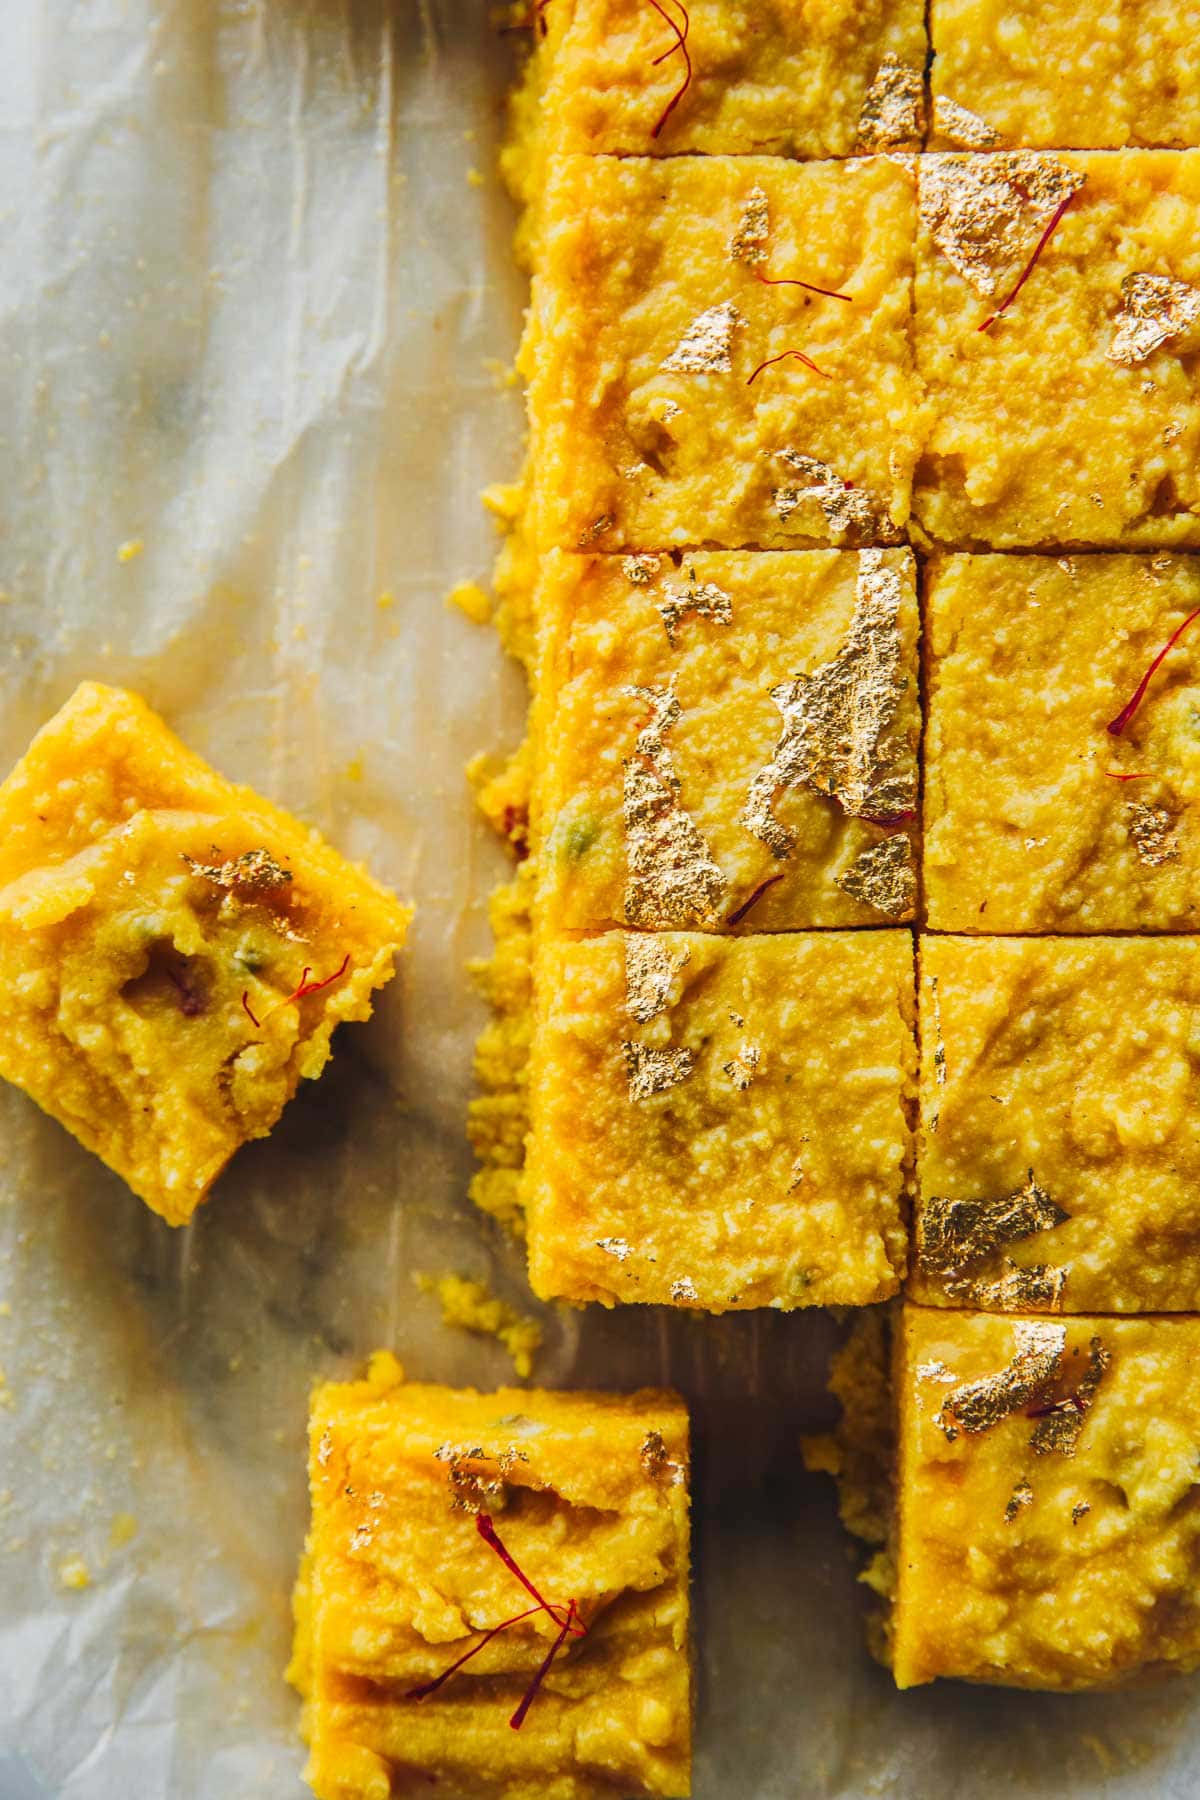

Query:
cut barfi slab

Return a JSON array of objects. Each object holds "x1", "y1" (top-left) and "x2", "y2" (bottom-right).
[
  {"x1": 0, "y1": 683, "x2": 411, "y2": 1224},
  {"x1": 894, "y1": 1306, "x2": 1200, "y2": 1689},
  {"x1": 915, "y1": 935, "x2": 1200, "y2": 1314},
  {"x1": 924, "y1": 552, "x2": 1200, "y2": 931},
  {"x1": 929, "y1": 0, "x2": 1200, "y2": 151},
  {"x1": 289, "y1": 1353, "x2": 690, "y2": 1800},
  {"x1": 525, "y1": 930, "x2": 915, "y2": 1311},
  {"x1": 534, "y1": 546, "x2": 920, "y2": 933},
  {"x1": 914, "y1": 151, "x2": 1200, "y2": 548},
  {"x1": 523, "y1": 154, "x2": 921, "y2": 552}
]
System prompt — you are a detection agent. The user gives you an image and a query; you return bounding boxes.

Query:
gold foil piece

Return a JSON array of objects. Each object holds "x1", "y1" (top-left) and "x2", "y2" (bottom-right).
[
  {"x1": 740, "y1": 549, "x2": 916, "y2": 853},
  {"x1": 670, "y1": 1275, "x2": 698, "y2": 1302},
  {"x1": 920, "y1": 153, "x2": 1085, "y2": 297},
  {"x1": 772, "y1": 451, "x2": 890, "y2": 541},
  {"x1": 729, "y1": 185, "x2": 770, "y2": 266},
  {"x1": 856, "y1": 54, "x2": 925, "y2": 152},
  {"x1": 933, "y1": 96, "x2": 1001, "y2": 149},
  {"x1": 1030, "y1": 1336, "x2": 1110, "y2": 1458},
  {"x1": 657, "y1": 577, "x2": 733, "y2": 645},
  {"x1": 596, "y1": 1236, "x2": 632, "y2": 1260},
  {"x1": 662, "y1": 300, "x2": 742, "y2": 374},
  {"x1": 640, "y1": 1428, "x2": 686, "y2": 1486},
  {"x1": 971, "y1": 1263, "x2": 1068, "y2": 1311},
  {"x1": 622, "y1": 553, "x2": 662, "y2": 586},
  {"x1": 184, "y1": 847, "x2": 292, "y2": 890},
  {"x1": 1108, "y1": 273, "x2": 1200, "y2": 366},
  {"x1": 723, "y1": 1039, "x2": 760, "y2": 1091},
  {"x1": 623, "y1": 1041, "x2": 694, "y2": 1102},
  {"x1": 1126, "y1": 800, "x2": 1180, "y2": 867},
  {"x1": 938, "y1": 1320, "x2": 1065, "y2": 1441},
  {"x1": 622, "y1": 683, "x2": 727, "y2": 928},
  {"x1": 1072, "y1": 1501, "x2": 1091, "y2": 1524},
  {"x1": 837, "y1": 834, "x2": 916, "y2": 919},
  {"x1": 624, "y1": 934, "x2": 690, "y2": 1024},
  {"x1": 918, "y1": 1174, "x2": 1069, "y2": 1278},
  {"x1": 1004, "y1": 1478, "x2": 1034, "y2": 1523},
  {"x1": 434, "y1": 1441, "x2": 526, "y2": 1514}
]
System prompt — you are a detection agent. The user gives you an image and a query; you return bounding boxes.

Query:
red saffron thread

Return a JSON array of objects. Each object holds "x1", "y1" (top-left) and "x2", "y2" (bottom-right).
[
  {"x1": 754, "y1": 268, "x2": 852, "y2": 304},
  {"x1": 241, "y1": 991, "x2": 262, "y2": 1028},
  {"x1": 645, "y1": 0, "x2": 691, "y2": 141},
  {"x1": 243, "y1": 953, "x2": 352, "y2": 1030},
  {"x1": 500, "y1": 0, "x2": 551, "y2": 36},
  {"x1": 746, "y1": 349, "x2": 832, "y2": 386},
  {"x1": 406, "y1": 1605, "x2": 546, "y2": 1702},
  {"x1": 727, "y1": 873, "x2": 785, "y2": 925},
  {"x1": 509, "y1": 1598, "x2": 579, "y2": 1731},
  {"x1": 979, "y1": 192, "x2": 1076, "y2": 332},
  {"x1": 1107, "y1": 606, "x2": 1200, "y2": 736},
  {"x1": 1027, "y1": 1393, "x2": 1088, "y2": 1421},
  {"x1": 1103, "y1": 770, "x2": 1152, "y2": 781}
]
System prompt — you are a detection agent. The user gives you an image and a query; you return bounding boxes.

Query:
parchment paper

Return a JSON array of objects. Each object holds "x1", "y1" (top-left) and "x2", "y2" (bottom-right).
[{"x1": 0, "y1": 4, "x2": 1198, "y2": 1795}]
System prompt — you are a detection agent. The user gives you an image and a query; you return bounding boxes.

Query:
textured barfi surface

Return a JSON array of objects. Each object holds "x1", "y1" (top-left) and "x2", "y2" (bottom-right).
[
  {"x1": 289, "y1": 1354, "x2": 691, "y2": 1800},
  {"x1": 929, "y1": 0, "x2": 1200, "y2": 150},
  {"x1": 0, "y1": 683, "x2": 411, "y2": 1224},
  {"x1": 914, "y1": 151, "x2": 1200, "y2": 548},
  {"x1": 523, "y1": 154, "x2": 921, "y2": 552},
  {"x1": 894, "y1": 1306, "x2": 1200, "y2": 1690},
  {"x1": 914, "y1": 936, "x2": 1200, "y2": 1313},
  {"x1": 525, "y1": 930, "x2": 915, "y2": 1311},
  {"x1": 534, "y1": 546, "x2": 920, "y2": 933},
  {"x1": 923, "y1": 553, "x2": 1200, "y2": 931}
]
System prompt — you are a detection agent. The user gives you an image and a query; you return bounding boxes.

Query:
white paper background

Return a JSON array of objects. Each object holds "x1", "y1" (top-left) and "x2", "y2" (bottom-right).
[{"x1": 0, "y1": 3, "x2": 1198, "y2": 1795}]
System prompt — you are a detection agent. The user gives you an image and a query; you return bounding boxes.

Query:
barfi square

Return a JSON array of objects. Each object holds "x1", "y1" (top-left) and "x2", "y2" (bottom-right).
[
  {"x1": 523, "y1": 154, "x2": 921, "y2": 552},
  {"x1": 0, "y1": 683, "x2": 411, "y2": 1224},
  {"x1": 289, "y1": 1354, "x2": 691, "y2": 1800},
  {"x1": 893, "y1": 1306, "x2": 1200, "y2": 1690},
  {"x1": 914, "y1": 935, "x2": 1200, "y2": 1314},
  {"x1": 929, "y1": 0, "x2": 1200, "y2": 151},
  {"x1": 923, "y1": 552, "x2": 1200, "y2": 931},
  {"x1": 914, "y1": 151, "x2": 1200, "y2": 548},
  {"x1": 524, "y1": 930, "x2": 915, "y2": 1312},
  {"x1": 533, "y1": 546, "x2": 920, "y2": 933}
]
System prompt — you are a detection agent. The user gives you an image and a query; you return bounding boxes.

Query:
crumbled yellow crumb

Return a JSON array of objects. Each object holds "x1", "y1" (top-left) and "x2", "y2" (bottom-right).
[
  {"x1": 0, "y1": 1367, "x2": 12, "y2": 1410},
  {"x1": 117, "y1": 539, "x2": 144, "y2": 564},
  {"x1": 365, "y1": 1349, "x2": 404, "y2": 1393},
  {"x1": 108, "y1": 1513, "x2": 138, "y2": 1551},
  {"x1": 0, "y1": 1301, "x2": 10, "y2": 1317},
  {"x1": 59, "y1": 1556, "x2": 91, "y2": 1591},
  {"x1": 467, "y1": 166, "x2": 485, "y2": 188},
  {"x1": 376, "y1": 590, "x2": 396, "y2": 611},
  {"x1": 344, "y1": 755, "x2": 364, "y2": 783},
  {"x1": 446, "y1": 580, "x2": 491, "y2": 625},
  {"x1": 418, "y1": 1272, "x2": 542, "y2": 1378}
]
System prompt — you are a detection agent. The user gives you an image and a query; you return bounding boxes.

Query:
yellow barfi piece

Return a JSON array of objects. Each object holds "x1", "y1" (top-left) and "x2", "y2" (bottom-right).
[
  {"x1": 915, "y1": 150, "x2": 1200, "y2": 548},
  {"x1": 525, "y1": 930, "x2": 914, "y2": 1311},
  {"x1": 894, "y1": 1306, "x2": 1200, "y2": 1690},
  {"x1": 914, "y1": 935, "x2": 1200, "y2": 1314},
  {"x1": 289, "y1": 1355, "x2": 690, "y2": 1800},
  {"x1": 924, "y1": 552, "x2": 1200, "y2": 931},
  {"x1": 930, "y1": 0, "x2": 1200, "y2": 151},
  {"x1": 533, "y1": 546, "x2": 920, "y2": 931},
  {"x1": 0, "y1": 683, "x2": 411, "y2": 1224},
  {"x1": 523, "y1": 154, "x2": 921, "y2": 552}
]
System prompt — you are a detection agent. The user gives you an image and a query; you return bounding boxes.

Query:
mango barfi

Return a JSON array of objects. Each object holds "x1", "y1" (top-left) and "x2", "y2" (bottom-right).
[
  {"x1": 289, "y1": 1354, "x2": 691, "y2": 1800},
  {"x1": 0, "y1": 683, "x2": 411, "y2": 1224},
  {"x1": 523, "y1": 154, "x2": 921, "y2": 552},
  {"x1": 914, "y1": 935, "x2": 1200, "y2": 1314},
  {"x1": 524, "y1": 930, "x2": 915, "y2": 1311},
  {"x1": 924, "y1": 552, "x2": 1200, "y2": 930},
  {"x1": 893, "y1": 1306, "x2": 1200, "y2": 1690},
  {"x1": 534, "y1": 546, "x2": 920, "y2": 933},
  {"x1": 914, "y1": 150, "x2": 1200, "y2": 548},
  {"x1": 929, "y1": 0, "x2": 1200, "y2": 151}
]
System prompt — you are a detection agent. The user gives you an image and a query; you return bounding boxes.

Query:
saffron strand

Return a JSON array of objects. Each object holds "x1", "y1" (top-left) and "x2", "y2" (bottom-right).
[
  {"x1": 754, "y1": 268, "x2": 853, "y2": 304},
  {"x1": 406, "y1": 1607, "x2": 545, "y2": 1702},
  {"x1": 746, "y1": 348, "x2": 832, "y2": 385},
  {"x1": 510, "y1": 1599, "x2": 578, "y2": 1731},
  {"x1": 1107, "y1": 605, "x2": 1200, "y2": 736},
  {"x1": 979, "y1": 192, "x2": 1075, "y2": 332},
  {"x1": 645, "y1": 0, "x2": 692, "y2": 140}
]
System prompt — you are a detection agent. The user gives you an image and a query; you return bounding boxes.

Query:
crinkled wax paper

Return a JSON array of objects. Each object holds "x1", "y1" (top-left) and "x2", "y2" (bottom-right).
[{"x1": 0, "y1": 3, "x2": 1198, "y2": 1796}]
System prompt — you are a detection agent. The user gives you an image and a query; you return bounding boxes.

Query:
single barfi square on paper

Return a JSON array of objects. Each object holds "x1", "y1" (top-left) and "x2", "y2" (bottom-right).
[
  {"x1": 533, "y1": 546, "x2": 920, "y2": 933},
  {"x1": 914, "y1": 935, "x2": 1200, "y2": 1314},
  {"x1": 0, "y1": 683, "x2": 411, "y2": 1225},
  {"x1": 914, "y1": 151, "x2": 1200, "y2": 548},
  {"x1": 523, "y1": 154, "x2": 921, "y2": 552},
  {"x1": 524, "y1": 930, "x2": 915, "y2": 1312},
  {"x1": 929, "y1": 0, "x2": 1200, "y2": 152},
  {"x1": 923, "y1": 552, "x2": 1200, "y2": 931},
  {"x1": 893, "y1": 1306, "x2": 1200, "y2": 1690},
  {"x1": 289, "y1": 1354, "x2": 691, "y2": 1800}
]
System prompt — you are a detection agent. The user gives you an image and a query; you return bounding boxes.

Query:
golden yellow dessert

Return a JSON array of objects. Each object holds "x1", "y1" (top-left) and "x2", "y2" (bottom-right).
[
  {"x1": 929, "y1": 0, "x2": 1200, "y2": 150},
  {"x1": 914, "y1": 150, "x2": 1200, "y2": 547},
  {"x1": 0, "y1": 683, "x2": 411, "y2": 1224},
  {"x1": 914, "y1": 935, "x2": 1200, "y2": 1313},
  {"x1": 524, "y1": 930, "x2": 915, "y2": 1312},
  {"x1": 522, "y1": 153, "x2": 922, "y2": 552},
  {"x1": 290, "y1": 1353, "x2": 691, "y2": 1800},
  {"x1": 923, "y1": 552, "x2": 1200, "y2": 930},
  {"x1": 533, "y1": 545, "x2": 920, "y2": 932},
  {"x1": 893, "y1": 1305, "x2": 1200, "y2": 1690}
]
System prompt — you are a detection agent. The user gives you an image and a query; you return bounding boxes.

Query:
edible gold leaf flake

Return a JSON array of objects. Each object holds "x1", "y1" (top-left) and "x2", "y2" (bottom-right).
[
  {"x1": 1004, "y1": 1478, "x2": 1034, "y2": 1523},
  {"x1": 596, "y1": 1236, "x2": 632, "y2": 1261},
  {"x1": 919, "y1": 153, "x2": 1085, "y2": 297},
  {"x1": 670, "y1": 1275, "x2": 698, "y2": 1302},
  {"x1": 788, "y1": 1157, "x2": 806, "y2": 1190},
  {"x1": 837, "y1": 834, "x2": 916, "y2": 919},
  {"x1": 930, "y1": 973, "x2": 946, "y2": 1088},
  {"x1": 933, "y1": 95, "x2": 1001, "y2": 149},
  {"x1": 623, "y1": 683, "x2": 727, "y2": 928},
  {"x1": 577, "y1": 514, "x2": 614, "y2": 548},
  {"x1": 640, "y1": 1429, "x2": 686, "y2": 1486},
  {"x1": 184, "y1": 847, "x2": 292, "y2": 890},
  {"x1": 729, "y1": 185, "x2": 770, "y2": 266},
  {"x1": 623, "y1": 1041, "x2": 694, "y2": 1102},
  {"x1": 723, "y1": 1039, "x2": 760, "y2": 1091},
  {"x1": 772, "y1": 451, "x2": 889, "y2": 541},
  {"x1": 918, "y1": 1174, "x2": 1069, "y2": 1281},
  {"x1": 622, "y1": 553, "x2": 662, "y2": 586},
  {"x1": 937, "y1": 1320, "x2": 1065, "y2": 1441},
  {"x1": 434, "y1": 1442, "x2": 508, "y2": 1514},
  {"x1": 1072, "y1": 1501, "x2": 1091, "y2": 1524},
  {"x1": 1126, "y1": 800, "x2": 1179, "y2": 867},
  {"x1": 662, "y1": 300, "x2": 742, "y2": 374},
  {"x1": 1108, "y1": 273, "x2": 1200, "y2": 366},
  {"x1": 915, "y1": 1359, "x2": 953, "y2": 1384},
  {"x1": 1030, "y1": 1336, "x2": 1110, "y2": 1458},
  {"x1": 657, "y1": 578, "x2": 733, "y2": 644},
  {"x1": 624, "y1": 934, "x2": 690, "y2": 1024},
  {"x1": 971, "y1": 1262, "x2": 1068, "y2": 1311},
  {"x1": 317, "y1": 1428, "x2": 333, "y2": 1466},
  {"x1": 740, "y1": 550, "x2": 915, "y2": 853},
  {"x1": 856, "y1": 54, "x2": 925, "y2": 152}
]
